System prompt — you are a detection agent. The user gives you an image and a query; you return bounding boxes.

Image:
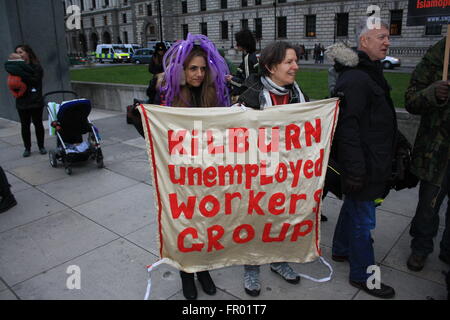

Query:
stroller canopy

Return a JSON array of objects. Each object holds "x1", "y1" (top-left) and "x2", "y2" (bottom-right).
[{"x1": 57, "y1": 99, "x2": 92, "y2": 144}]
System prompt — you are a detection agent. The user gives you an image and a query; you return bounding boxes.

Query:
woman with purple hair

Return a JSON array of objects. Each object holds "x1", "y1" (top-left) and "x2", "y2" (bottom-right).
[
  {"x1": 160, "y1": 33, "x2": 230, "y2": 108},
  {"x1": 160, "y1": 34, "x2": 230, "y2": 300}
]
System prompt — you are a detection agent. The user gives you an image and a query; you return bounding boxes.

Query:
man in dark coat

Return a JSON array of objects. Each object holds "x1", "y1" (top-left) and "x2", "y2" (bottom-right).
[
  {"x1": 404, "y1": 37, "x2": 450, "y2": 272},
  {"x1": 331, "y1": 17, "x2": 397, "y2": 299}
]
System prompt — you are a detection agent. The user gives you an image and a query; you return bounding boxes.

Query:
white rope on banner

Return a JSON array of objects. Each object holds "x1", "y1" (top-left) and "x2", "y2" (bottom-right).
[
  {"x1": 297, "y1": 256, "x2": 333, "y2": 283},
  {"x1": 144, "y1": 259, "x2": 168, "y2": 300}
]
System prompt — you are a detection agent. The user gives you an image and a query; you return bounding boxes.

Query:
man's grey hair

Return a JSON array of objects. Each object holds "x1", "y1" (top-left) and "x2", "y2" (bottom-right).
[{"x1": 354, "y1": 16, "x2": 389, "y2": 46}]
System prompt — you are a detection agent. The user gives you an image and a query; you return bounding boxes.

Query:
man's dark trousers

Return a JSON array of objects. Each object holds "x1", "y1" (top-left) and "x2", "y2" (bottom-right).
[
  {"x1": 410, "y1": 161, "x2": 450, "y2": 258},
  {"x1": 332, "y1": 198, "x2": 376, "y2": 282}
]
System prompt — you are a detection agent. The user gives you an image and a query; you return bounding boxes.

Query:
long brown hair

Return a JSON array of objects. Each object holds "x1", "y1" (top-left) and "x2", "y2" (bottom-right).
[
  {"x1": 172, "y1": 46, "x2": 218, "y2": 108},
  {"x1": 15, "y1": 44, "x2": 40, "y2": 65}
]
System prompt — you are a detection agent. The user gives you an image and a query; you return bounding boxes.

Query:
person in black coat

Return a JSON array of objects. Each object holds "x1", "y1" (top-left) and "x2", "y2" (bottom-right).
[
  {"x1": 226, "y1": 29, "x2": 259, "y2": 100},
  {"x1": 146, "y1": 42, "x2": 167, "y2": 103},
  {"x1": 0, "y1": 166, "x2": 17, "y2": 214},
  {"x1": 330, "y1": 17, "x2": 397, "y2": 299},
  {"x1": 4, "y1": 45, "x2": 46, "y2": 157}
]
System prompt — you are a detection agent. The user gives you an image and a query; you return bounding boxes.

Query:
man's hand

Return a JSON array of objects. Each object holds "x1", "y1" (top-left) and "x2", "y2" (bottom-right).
[{"x1": 434, "y1": 80, "x2": 450, "y2": 102}]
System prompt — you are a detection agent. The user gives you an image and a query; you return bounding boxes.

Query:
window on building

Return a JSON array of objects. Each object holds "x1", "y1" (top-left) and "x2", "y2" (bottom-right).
[
  {"x1": 139, "y1": 4, "x2": 143, "y2": 15},
  {"x1": 200, "y1": 0, "x2": 206, "y2": 11},
  {"x1": 147, "y1": 4, "x2": 152, "y2": 16},
  {"x1": 182, "y1": 24, "x2": 189, "y2": 39},
  {"x1": 336, "y1": 13, "x2": 348, "y2": 37},
  {"x1": 80, "y1": 0, "x2": 85, "y2": 11},
  {"x1": 425, "y1": 24, "x2": 442, "y2": 35},
  {"x1": 390, "y1": 10, "x2": 403, "y2": 36},
  {"x1": 104, "y1": 0, "x2": 109, "y2": 7},
  {"x1": 103, "y1": 15, "x2": 108, "y2": 25},
  {"x1": 255, "y1": 0, "x2": 261, "y2": 5},
  {"x1": 241, "y1": 19, "x2": 249, "y2": 30},
  {"x1": 123, "y1": 31, "x2": 128, "y2": 43},
  {"x1": 255, "y1": 18, "x2": 262, "y2": 40},
  {"x1": 305, "y1": 15, "x2": 316, "y2": 37},
  {"x1": 123, "y1": 0, "x2": 128, "y2": 5},
  {"x1": 242, "y1": 0, "x2": 248, "y2": 7},
  {"x1": 221, "y1": 0, "x2": 227, "y2": 9},
  {"x1": 123, "y1": 13, "x2": 127, "y2": 23},
  {"x1": 91, "y1": 17, "x2": 95, "y2": 27},
  {"x1": 182, "y1": 1, "x2": 187, "y2": 14},
  {"x1": 221, "y1": 21, "x2": 229, "y2": 39},
  {"x1": 200, "y1": 22, "x2": 208, "y2": 36},
  {"x1": 91, "y1": 0, "x2": 96, "y2": 9},
  {"x1": 277, "y1": 16, "x2": 287, "y2": 38}
]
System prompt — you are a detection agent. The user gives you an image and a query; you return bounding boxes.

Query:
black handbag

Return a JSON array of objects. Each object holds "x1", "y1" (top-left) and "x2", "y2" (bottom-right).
[{"x1": 391, "y1": 130, "x2": 419, "y2": 191}]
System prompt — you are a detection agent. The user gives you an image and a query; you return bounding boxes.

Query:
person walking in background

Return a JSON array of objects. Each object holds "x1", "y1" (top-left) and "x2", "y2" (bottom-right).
[
  {"x1": 146, "y1": 42, "x2": 168, "y2": 103},
  {"x1": 0, "y1": 166, "x2": 17, "y2": 214},
  {"x1": 330, "y1": 17, "x2": 396, "y2": 299},
  {"x1": 404, "y1": 37, "x2": 450, "y2": 272},
  {"x1": 237, "y1": 41, "x2": 307, "y2": 297},
  {"x1": 4, "y1": 45, "x2": 46, "y2": 157},
  {"x1": 226, "y1": 29, "x2": 259, "y2": 102}
]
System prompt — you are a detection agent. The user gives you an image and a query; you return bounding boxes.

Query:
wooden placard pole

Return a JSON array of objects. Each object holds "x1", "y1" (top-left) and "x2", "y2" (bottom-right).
[{"x1": 443, "y1": 24, "x2": 450, "y2": 80}]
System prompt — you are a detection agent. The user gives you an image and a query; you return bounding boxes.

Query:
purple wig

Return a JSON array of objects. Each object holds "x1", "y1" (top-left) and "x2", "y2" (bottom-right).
[{"x1": 162, "y1": 33, "x2": 230, "y2": 107}]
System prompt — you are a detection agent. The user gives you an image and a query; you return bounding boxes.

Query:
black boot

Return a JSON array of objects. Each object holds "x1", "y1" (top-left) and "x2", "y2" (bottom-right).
[
  {"x1": 197, "y1": 271, "x2": 216, "y2": 295},
  {"x1": 0, "y1": 194, "x2": 17, "y2": 214},
  {"x1": 180, "y1": 271, "x2": 197, "y2": 300}
]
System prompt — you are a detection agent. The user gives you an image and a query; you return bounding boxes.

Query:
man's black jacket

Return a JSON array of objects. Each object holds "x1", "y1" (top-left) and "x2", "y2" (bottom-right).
[{"x1": 334, "y1": 50, "x2": 397, "y2": 201}]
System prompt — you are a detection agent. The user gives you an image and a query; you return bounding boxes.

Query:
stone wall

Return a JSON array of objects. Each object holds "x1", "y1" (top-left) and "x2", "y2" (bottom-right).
[{"x1": 70, "y1": 80, "x2": 421, "y2": 144}]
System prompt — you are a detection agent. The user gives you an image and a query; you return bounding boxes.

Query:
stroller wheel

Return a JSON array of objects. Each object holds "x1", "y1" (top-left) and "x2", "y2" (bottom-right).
[
  {"x1": 49, "y1": 151, "x2": 58, "y2": 168},
  {"x1": 65, "y1": 167, "x2": 72, "y2": 175}
]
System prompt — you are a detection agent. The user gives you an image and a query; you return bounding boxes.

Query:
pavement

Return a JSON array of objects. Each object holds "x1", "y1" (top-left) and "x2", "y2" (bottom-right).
[{"x1": 0, "y1": 108, "x2": 448, "y2": 301}]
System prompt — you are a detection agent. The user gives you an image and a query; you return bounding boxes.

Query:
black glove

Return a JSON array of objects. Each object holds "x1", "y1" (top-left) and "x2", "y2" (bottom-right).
[{"x1": 343, "y1": 175, "x2": 364, "y2": 194}]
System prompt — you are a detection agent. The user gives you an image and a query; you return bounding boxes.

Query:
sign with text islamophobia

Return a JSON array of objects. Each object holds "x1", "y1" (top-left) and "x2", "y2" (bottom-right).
[
  {"x1": 407, "y1": 0, "x2": 450, "y2": 26},
  {"x1": 139, "y1": 98, "x2": 339, "y2": 273}
]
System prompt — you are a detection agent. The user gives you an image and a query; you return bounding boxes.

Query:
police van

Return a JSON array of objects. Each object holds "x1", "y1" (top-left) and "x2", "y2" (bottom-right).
[{"x1": 95, "y1": 44, "x2": 130, "y2": 63}]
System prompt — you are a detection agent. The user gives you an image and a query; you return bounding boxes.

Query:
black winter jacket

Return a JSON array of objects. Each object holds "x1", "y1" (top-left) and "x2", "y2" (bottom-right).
[
  {"x1": 13, "y1": 63, "x2": 44, "y2": 110},
  {"x1": 334, "y1": 50, "x2": 397, "y2": 200}
]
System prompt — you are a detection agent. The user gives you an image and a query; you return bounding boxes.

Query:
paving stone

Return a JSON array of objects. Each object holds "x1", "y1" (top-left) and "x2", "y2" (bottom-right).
[
  {"x1": 0, "y1": 187, "x2": 67, "y2": 233},
  {"x1": 5, "y1": 171, "x2": 33, "y2": 193},
  {"x1": 0, "y1": 288, "x2": 17, "y2": 300},
  {"x1": 106, "y1": 154, "x2": 152, "y2": 184},
  {"x1": 125, "y1": 223, "x2": 159, "y2": 257},
  {"x1": 353, "y1": 265, "x2": 447, "y2": 300},
  {"x1": 382, "y1": 226, "x2": 449, "y2": 286},
  {"x1": 0, "y1": 209, "x2": 118, "y2": 286},
  {"x1": 74, "y1": 183, "x2": 157, "y2": 236},
  {"x1": 210, "y1": 247, "x2": 359, "y2": 300},
  {"x1": 320, "y1": 196, "x2": 412, "y2": 263},
  {"x1": 11, "y1": 239, "x2": 178, "y2": 300},
  {"x1": 36, "y1": 169, "x2": 138, "y2": 207}
]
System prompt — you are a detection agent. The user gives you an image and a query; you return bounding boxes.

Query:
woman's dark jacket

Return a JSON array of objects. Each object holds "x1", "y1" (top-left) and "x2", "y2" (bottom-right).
[
  {"x1": 334, "y1": 50, "x2": 397, "y2": 200},
  {"x1": 237, "y1": 74, "x2": 309, "y2": 109},
  {"x1": 5, "y1": 62, "x2": 44, "y2": 110}
]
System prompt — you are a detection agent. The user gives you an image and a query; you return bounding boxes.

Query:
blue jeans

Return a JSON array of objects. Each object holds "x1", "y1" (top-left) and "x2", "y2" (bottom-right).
[
  {"x1": 332, "y1": 198, "x2": 376, "y2": 282},
  {"x1": 410, "y1": 162, "x2": 450, "y2": 257}
]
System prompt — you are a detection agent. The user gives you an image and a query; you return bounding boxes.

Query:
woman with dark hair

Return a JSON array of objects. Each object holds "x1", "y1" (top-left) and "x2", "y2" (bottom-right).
[
  {"x1": 226, "y1": 29, "x2": 259, "y2": 100},
  {"x1": 4, "y1": 45, "x2": 46, "y2": 157},
  {"x1": 146, "y1": 42, "x2": 168, "y2": 103},
  {"x1": 237, "y1": 41, "x2": 308, "y2": 297}
]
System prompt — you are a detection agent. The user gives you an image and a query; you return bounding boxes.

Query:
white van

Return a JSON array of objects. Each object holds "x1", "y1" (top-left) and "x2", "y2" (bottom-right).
[
  {"x1": 123, "y1": 44, "x2": 141, "y2": 56},
  {"x1": 95, "y1": 44, "x2": 130, "y2": 63}
]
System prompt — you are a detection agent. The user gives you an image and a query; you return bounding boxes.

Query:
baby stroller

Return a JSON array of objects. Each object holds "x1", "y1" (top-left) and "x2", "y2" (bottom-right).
[{"x1": 45, "y1": 91, "x2": 104, "y2": 175}]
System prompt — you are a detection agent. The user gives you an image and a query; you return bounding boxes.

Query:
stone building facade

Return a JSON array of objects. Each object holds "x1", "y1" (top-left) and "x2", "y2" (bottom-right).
[{"x1": 65, "y1": 0, "x2": 447, "y2": 64}]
